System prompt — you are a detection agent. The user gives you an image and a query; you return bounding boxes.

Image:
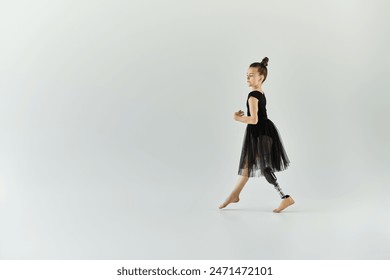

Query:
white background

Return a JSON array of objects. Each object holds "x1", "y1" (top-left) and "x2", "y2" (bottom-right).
[{"x1": 0, "y1": 0, "x2": 389, "y2": 259}]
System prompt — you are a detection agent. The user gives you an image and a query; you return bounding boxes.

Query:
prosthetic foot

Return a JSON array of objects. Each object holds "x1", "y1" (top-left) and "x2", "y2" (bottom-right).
[{"x1": 264, "y1": 167, "x2": 295, "y2": 212}]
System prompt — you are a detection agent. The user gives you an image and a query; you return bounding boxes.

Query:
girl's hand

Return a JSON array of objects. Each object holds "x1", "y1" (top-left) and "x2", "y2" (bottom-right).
[{"x1": 233, "y1": 110, "x2": 244, "y2": 120}]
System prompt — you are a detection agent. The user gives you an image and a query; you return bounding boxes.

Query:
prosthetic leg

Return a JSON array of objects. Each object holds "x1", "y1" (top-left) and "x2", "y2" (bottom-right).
[{"x1": 264, "y1": 167, "x2": 290, "y2": 199}]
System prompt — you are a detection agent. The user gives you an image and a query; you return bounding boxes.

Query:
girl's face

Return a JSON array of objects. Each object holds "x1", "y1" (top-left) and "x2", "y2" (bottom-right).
[{"x1": 246, "y1": 67, "x2": 263, "y2": 87}]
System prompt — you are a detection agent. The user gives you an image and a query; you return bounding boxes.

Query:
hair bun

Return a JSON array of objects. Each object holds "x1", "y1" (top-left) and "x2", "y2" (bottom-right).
[{"x1": 261, "y1": 57, "x2": 269, "y2": 67}]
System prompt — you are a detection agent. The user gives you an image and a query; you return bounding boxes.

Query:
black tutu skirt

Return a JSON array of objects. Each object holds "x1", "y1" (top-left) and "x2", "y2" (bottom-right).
[{"x1": 238, "y1": 118, "x2": 290, "y2": 177}]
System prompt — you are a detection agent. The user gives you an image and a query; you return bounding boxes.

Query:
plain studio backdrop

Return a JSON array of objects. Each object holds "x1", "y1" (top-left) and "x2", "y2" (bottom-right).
[{"x1": 0, "y1": 0, "x2": 389, "y2": 259}]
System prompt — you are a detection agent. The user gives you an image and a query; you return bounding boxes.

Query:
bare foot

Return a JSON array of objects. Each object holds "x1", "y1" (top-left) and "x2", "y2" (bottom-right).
[
  {"x1": 273, "y1": 196, "x2": 295, "y2": 213},
  {"x1": 219, "y1": 195, "x2": 240, "y2": 209}
]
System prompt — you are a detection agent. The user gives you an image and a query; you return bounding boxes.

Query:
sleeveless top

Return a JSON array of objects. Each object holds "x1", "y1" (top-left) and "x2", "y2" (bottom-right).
[{"x1": 246, "y1": 91, "x2": 269, "y2": 133}]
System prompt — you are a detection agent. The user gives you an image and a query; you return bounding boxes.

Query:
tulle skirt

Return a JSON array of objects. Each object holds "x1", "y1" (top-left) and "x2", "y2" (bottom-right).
[{"x1": 238, "y1": 119, "x2": 290, "y2": 177}]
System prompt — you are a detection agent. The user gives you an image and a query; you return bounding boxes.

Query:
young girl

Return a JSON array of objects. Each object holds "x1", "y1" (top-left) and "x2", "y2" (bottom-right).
[{"x1": 219, "y1": 57, "x2": 295, "y2": 213}]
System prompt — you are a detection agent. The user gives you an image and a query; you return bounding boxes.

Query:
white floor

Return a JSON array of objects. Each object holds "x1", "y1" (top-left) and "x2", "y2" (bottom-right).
[{"x1": 1, "y1": 163, "x2": 389, "y2": 260}]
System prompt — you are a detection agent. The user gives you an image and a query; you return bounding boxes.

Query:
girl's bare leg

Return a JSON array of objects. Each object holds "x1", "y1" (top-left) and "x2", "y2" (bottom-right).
[{"x1": 219, "y1": 165, "x2": 249, "y2": 209}]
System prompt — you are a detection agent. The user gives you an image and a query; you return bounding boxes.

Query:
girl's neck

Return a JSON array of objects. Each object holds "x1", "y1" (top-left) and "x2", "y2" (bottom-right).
[
  {"x1": 251, "y1": 87, "x2": 264, "y2": 93},
  {"x1": 251, "y1": 84, "x2": 263, "y2": 92}
]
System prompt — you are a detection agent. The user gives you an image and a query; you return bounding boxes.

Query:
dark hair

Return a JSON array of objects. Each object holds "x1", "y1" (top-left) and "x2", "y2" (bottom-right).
[{"x1": 249, "y1": 57, "x2": 269, "y2": 83}]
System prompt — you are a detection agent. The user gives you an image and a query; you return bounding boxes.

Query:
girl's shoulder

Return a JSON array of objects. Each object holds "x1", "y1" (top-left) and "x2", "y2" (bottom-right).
[{"x1": 248, "y1": 90, "x2": 264, "y2": 99}]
